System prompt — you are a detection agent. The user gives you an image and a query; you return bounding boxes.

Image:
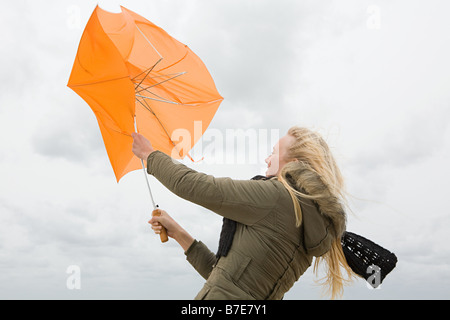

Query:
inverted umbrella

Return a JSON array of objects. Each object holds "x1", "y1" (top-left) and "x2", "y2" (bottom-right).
[{"x1": 68, "y1": 6, "x2": 223, "y2": 240}]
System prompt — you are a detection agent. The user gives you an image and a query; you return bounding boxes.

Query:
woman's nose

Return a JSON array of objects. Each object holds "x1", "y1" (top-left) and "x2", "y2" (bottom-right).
[{"x1": 265, "y1": 155, "x2": 270, "y2": 164}]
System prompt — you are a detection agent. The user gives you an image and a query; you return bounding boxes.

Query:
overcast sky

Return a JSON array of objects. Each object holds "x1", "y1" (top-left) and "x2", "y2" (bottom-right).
[{"x1": 1, "y1": 0, "x2": 450, "y2": 300}]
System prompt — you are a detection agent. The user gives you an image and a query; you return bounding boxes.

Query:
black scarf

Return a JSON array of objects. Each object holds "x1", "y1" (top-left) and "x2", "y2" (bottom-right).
[{"x1": 216, "y1": 175, "x2": 270, "y2": 258}]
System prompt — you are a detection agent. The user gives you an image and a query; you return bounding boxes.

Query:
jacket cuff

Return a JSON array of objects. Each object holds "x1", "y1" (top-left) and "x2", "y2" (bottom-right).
[{"x1": 184, "y1": 239, "x2": 200, "y2": 256}]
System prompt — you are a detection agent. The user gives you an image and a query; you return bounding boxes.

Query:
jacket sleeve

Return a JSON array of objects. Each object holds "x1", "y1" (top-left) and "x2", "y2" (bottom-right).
[
  {"x1": 184, "y1": 240, "x2": 217, "y2": 280},
  {"x1": 146, "y1": 151, "x2": 280, "y2": 225}
]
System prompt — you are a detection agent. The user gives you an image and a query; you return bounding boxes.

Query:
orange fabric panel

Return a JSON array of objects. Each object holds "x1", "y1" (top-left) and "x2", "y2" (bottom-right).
[{"x1": 68, "y1": 5, "x2": 223, "y2": 181}]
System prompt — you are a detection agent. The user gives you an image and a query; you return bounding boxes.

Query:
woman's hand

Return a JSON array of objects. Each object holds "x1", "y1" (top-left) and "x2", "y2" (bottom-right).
[
  {"x1": 132, "y1": 132, "x2": 155, "y2": 161},
  {"x1": 148, "y1": 209, "x2": 180, "y2": 239},
  {"x1": 148, "y1": 210, "x2": 194, "y2": 251}
]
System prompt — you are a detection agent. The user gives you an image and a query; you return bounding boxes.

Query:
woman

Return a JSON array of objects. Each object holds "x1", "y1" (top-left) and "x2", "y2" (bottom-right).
[{"x1": 132, "y1": 126, "x2": 355, "y2": 299}]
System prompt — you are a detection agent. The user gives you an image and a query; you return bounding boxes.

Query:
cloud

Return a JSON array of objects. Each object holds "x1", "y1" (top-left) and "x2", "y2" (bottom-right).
[
  {"x1": 166, "y1": 0, "x2": 326, "y2": 131},
  {"x1": 31, "y1": 101, "x2": 105, "y2": 163},
  {"x1": 1, "y1": 0, "x2": 450, "y2": 300}
]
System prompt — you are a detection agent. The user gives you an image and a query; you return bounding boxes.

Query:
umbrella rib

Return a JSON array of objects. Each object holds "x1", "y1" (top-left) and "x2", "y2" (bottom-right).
[
  {"x1": 134, "y1": 58, "x2": 163, "y2": 90},
  {"x1": 136, "y1": 94, "x2": 197, "y2": 106},
  {"x1": 136, "y1": 90, "x2": 182, "y2": 106},
  {"x1": 134, "y1": 81, "x2": 196, "y2": 106},
  {"x1": 134, "y1": 72, "x2": 187, "y2": 94},
  {"x1": 135, "y1": 96, "x2": 184, "y2": 158},
  {"x1": 135, "y1": 24, "x2": 163, "y2": 59},
  {"x1": 68, "y1": 75, "x2": 130, "y2": 88},
  {"x1": 134, "y1": 82, "x2": 175, "y2": 103},
  {"x1": 134, "y1": 72, "x2": 188, "y2": 81},
  {"x1": 136, "y1": 80, "x2": 222, "y2": 106},
  {"x1": 133, "y1": 72, "x2": 191, "y2": 105},
  {"x1": 135, "y1": 96, "x2": 155, "y2": 115}
]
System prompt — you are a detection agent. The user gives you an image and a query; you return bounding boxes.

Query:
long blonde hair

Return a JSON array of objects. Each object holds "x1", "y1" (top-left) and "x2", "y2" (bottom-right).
[{"x1": 277, "y1": 126, "x2": 355, "y2": 299}]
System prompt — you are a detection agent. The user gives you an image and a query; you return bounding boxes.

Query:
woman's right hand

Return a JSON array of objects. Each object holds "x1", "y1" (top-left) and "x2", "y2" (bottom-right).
[{"x1": 148, "y1": 210, "x2": 195, "y2": 251}]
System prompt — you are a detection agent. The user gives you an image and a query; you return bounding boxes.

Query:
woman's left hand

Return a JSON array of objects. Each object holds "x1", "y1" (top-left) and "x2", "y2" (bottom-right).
[{"x1": 132, "y1": 132, "x2": 155, "y2": 160}]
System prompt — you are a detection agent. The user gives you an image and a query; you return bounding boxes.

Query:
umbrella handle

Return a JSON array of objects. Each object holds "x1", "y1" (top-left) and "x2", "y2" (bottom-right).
[{"x1": 152, "y1": 209, "x2": 169, "y2": 243}]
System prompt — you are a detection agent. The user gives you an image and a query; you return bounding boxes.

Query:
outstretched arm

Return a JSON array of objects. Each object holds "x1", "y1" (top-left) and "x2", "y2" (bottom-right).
[
  {"x1": 146, "y1": 153, "x2": 280, "y2": 225},
  {"x1": 132, "y1": 132, "x2": 280, "y2": 226}
]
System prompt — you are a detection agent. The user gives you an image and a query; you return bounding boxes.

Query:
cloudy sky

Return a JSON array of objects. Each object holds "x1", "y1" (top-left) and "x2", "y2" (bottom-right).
[{"x1": 1, "y1": 0, "x2": 450, "y2": 299}]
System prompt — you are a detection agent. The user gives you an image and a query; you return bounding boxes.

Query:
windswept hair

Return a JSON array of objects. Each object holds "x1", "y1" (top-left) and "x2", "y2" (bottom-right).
[{"x1": 277, "y1": 126, "x2": 356, "y2": 299}]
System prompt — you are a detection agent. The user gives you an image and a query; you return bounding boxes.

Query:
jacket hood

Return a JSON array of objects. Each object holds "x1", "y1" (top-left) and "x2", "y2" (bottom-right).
[{"x1": 283, "y1": 161, "x2": 347, "y2": 257}]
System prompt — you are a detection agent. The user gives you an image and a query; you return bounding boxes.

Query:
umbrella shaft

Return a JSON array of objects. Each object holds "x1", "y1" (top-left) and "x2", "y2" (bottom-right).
[
  {"x1": 141, "y1": 158, "x2": 158, "y2": 210},
  {"x1": 134, "y1": 116, "x2": 158, "y2": 210}
]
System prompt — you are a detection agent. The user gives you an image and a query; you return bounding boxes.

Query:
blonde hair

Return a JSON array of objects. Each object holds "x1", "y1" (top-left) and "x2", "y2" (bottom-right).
[{"x1": 277, "y1": 126, "x2": 355, "y2": 299}]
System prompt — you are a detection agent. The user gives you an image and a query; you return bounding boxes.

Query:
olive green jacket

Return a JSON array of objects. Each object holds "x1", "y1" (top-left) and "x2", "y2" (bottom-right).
[{"x1": 147, "y1": 151, "x2": 345, "y2": 300}]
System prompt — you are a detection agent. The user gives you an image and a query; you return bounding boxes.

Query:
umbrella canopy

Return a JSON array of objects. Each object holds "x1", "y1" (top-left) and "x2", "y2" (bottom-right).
[{"x1": 68, "y1": 5, "x2": 223, "y2": 182}]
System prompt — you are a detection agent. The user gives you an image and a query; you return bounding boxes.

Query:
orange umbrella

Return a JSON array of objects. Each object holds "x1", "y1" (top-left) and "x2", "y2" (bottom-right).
[{"x1": 67, "y1": 5, "x2": 223, "y2": 184}]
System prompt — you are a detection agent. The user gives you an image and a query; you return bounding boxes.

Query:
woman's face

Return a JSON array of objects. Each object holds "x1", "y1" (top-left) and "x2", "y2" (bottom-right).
[{"x1": 265, "y1": 134, "x2": 296, "y2": 177}]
